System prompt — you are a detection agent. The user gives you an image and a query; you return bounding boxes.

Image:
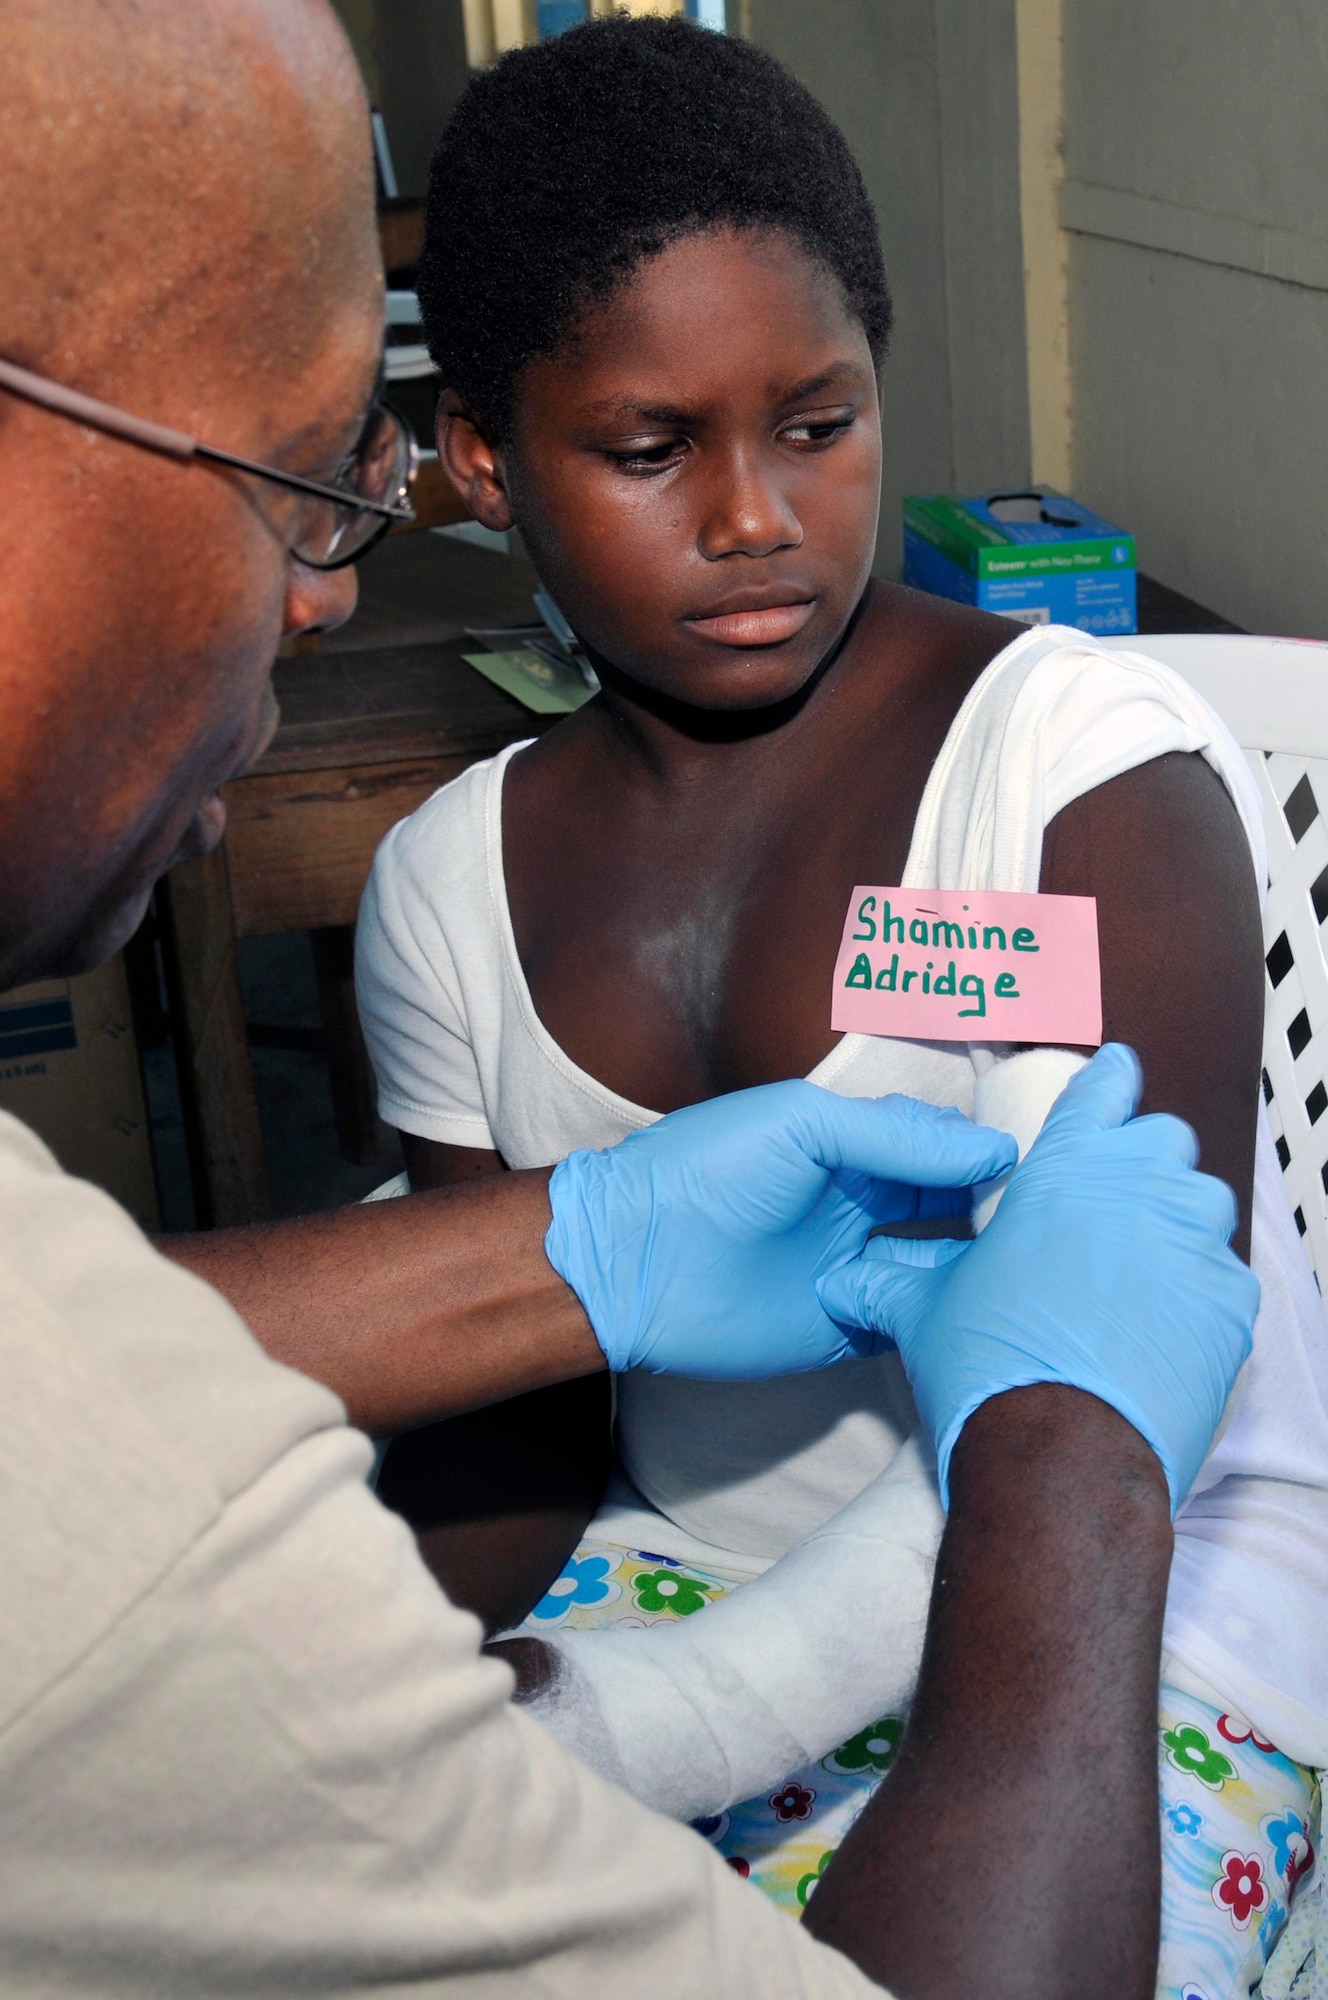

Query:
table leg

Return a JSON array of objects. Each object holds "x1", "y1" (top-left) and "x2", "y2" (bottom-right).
[
  {"x1": 311, "y1": 924, "x2": 380, "y2": 1167},
  {"x1": 158, "y1": 844, "x2": 270, "y2": 1227}
]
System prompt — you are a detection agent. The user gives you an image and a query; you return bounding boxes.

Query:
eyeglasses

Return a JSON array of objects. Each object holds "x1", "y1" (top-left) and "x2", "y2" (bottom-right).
[{"x1": 0, "y1": 354, "x2": 418, "y2": 570}]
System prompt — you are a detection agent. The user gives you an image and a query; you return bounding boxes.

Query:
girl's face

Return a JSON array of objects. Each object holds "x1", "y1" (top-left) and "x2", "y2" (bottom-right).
[{"x1": 445, "y1": 227, "x2": 882, "y2": 713}]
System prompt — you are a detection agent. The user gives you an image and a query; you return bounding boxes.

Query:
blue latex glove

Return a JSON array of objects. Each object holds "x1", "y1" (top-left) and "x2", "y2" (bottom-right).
[
  {"x1": 545, "y1": 1080, "x2": 1017, "y2": 1378},
  {"x1": 817, "y1": 1044, "x2": 1260, "y2": 1514}
]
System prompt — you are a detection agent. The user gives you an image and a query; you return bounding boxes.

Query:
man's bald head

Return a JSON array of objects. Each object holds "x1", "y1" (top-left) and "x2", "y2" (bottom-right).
[
  {"x1": 0, "y1": 0, "x2": 378, "y2": 405},
  {"x1": 0, "y1": 0, "x2": 387, "y2": 987}
]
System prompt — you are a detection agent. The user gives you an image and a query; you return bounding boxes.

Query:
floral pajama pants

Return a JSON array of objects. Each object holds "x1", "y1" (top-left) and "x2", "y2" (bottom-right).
[{"x1": 517, "y1": 1537, "x2": 1322, "y2": 1997}]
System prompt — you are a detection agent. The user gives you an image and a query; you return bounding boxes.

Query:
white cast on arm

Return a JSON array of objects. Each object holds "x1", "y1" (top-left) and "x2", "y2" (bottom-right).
[
  {"x1": 526, "y1": 1048, "x2": 1087, "y2": 1825},
  {"x1": 523, "y1": 1434, "x2": 943, "y2": 1821}
]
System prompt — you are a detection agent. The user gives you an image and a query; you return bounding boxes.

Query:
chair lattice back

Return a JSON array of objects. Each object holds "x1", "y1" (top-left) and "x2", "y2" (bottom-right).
[
  {"x1": 1102, "y1": 633, "x2": 1328, "y2": 1290},
  {"x1": 1251, "y1": 750, "x2": 1328, "y2": 1288}
]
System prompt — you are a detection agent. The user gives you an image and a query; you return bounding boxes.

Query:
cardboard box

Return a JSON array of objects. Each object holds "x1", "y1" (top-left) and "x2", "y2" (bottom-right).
[
  {"x1": 903, "y1": 488, "x2": 1137, "y2": 635},
  {"x1": 0, "y1": 953, "x2": 159, "y2": 1231}
]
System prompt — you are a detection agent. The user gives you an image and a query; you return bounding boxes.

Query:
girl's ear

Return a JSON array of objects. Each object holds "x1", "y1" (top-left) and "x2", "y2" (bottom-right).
[{"x1": 436, "y1": 390, "x2": 515, "y2": 532}]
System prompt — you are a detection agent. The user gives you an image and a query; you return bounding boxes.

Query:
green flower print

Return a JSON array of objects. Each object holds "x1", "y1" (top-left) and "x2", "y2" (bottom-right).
[
  {"x1": 1162, "y1": 1723, "x2": 1235, "y2": 1792},
  {"x1": 631, "y1": 1567, "x2": 716, "y2": 1617},
  {"x1": 797, "y1": 1850, "x2": 835, "y2": 1910},
  {"x1": 826, "y1": 1715, "x2": 904, "y2": 1778}
]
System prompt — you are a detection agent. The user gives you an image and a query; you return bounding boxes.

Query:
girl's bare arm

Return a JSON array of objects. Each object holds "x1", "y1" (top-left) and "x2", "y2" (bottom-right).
[{"x1": 1040, "y1": 750, "x2": 1262, "y2": 1260}]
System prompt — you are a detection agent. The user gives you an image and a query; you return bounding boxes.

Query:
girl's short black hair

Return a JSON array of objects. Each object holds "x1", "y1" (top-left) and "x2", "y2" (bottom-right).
[{"x1": 417, "y1": 14, "x2": 892, "y2": 439}]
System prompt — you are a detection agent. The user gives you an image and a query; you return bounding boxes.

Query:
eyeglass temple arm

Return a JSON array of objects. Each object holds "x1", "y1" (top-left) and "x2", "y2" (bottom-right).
[
  {"x1": 0, "y1": 353, "x2": 196, "y2": 457},
  {"x1": 0, "y1": 355, "x2": 412, "y2": 521},
  {"x1": 192, "y1": 441, "x2": 413, "y2": 520}
]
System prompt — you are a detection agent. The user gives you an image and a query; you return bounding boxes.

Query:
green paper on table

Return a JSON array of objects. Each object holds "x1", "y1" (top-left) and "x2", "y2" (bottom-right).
[{"x1": 462, "y1": 647, "x2": 595, "y2": 715}]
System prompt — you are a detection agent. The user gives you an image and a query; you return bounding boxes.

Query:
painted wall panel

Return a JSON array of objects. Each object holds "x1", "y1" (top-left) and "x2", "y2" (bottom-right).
[
  {"x1": 1065, "y1": 0, "x2": 1328, "y2": 241},
  {"x1": 749, "y1": 0, "x2": 1031, "y2": 574},
  {"x1": 1070, "y1": 233, "x2": 1328, "y2": 637},
  {"x1": 1064, "y1": 0, "x2": 1328, "y2": 633},
  {"x1": 932, "y1": 0, "x2": 1031, "y2": 491}
]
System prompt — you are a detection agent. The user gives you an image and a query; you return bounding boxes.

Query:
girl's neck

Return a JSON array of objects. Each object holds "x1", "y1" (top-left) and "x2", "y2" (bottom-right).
[{"x1": 583, "y1": 582, "x2": 873, "y2": 784}]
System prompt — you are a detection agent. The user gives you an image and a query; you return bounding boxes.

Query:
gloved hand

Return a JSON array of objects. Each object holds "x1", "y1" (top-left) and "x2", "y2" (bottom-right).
[
  {"x1": 817, "y1": 1044, "x2": 1260, "y2": 1514},
  {"x1": 545, "y1": 1079, "x2": 1016, "y2": 1378}
]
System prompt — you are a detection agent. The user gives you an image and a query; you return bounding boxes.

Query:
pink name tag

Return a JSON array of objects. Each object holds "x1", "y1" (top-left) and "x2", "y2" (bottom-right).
[{"x1": 831, "y1": 886, "x2": 1102, "y2": 1045}]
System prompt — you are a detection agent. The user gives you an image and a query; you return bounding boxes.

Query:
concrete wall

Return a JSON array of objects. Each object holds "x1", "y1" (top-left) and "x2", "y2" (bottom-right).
[
  {"x1": 330, "y1": 0, "x2": 1038, "y2": 573},
  {"x1": 328, "y1": 2, "x2": 1328, "y2": 630},
  {"x1": 1061, "y1": 0, "x2": 1328, "y2": 635},
  {"x1": 759, "y1": 0, "x2": 1328, "y2": 633},
  {"x1": 747, "y1": 0, "x2": 1032, "y2": 575}
]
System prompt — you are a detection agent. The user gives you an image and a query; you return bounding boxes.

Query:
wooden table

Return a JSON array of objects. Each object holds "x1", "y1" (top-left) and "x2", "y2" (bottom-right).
[
  {"x1": 1135, "y1": 571, "x2": 1243, "y2": 637},
  {"x1": 159, "y1": 638, "x2": 556, "y2": 1226},
  {"x1": 159, "y1": 561, "x2": 1242, "y2": 1227}
]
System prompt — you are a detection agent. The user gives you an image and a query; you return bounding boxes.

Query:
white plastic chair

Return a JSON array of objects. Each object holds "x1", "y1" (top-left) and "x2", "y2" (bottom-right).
[{"x1": 1103, "y1": 632, "x2": 1328, "y2": 1287}]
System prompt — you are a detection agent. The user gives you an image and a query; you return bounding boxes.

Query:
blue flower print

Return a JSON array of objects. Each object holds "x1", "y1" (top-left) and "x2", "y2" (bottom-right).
[
  {"x1": 1261, "y1": 1810, "x2": 1313, "y2": 1886},
  {"x1": 1166, "y1": 1801, "x2": 1205, "y2": 1838},
  {"x1": 529, "y1": 1553, "x2": 622, "y2": 1624}
]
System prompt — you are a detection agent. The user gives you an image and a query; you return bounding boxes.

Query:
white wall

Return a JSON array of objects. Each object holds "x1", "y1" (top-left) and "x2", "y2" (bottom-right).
[
  {"x1": 756, "y1": 0, "x2": 1328, "y2": 634},
  {"x1": 1062, "y1": 0, "x2": 1328, "y2": 635},
  {"x1": 749, "y1": 0, "x2": 1032, "y2": 576},
  {"x1": 336, "y1": 1, "x2": 1328, "y2": 630}
]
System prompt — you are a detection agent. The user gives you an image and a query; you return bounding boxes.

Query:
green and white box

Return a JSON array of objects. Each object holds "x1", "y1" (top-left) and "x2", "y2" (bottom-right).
[{"x1": 904, "y1": 488, "x2": 1137, "y2": 634}]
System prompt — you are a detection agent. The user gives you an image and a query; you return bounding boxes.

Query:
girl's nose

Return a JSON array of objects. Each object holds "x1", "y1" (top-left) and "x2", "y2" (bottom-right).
[{"x1": 697, "y1": 445, "x2": 803, "y2": 561}]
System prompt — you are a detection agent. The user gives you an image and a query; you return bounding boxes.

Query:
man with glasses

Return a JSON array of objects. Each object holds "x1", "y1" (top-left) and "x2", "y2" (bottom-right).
[
  {"x1": 0, "y1": 3, "x2": 1260, "y2": 1997},
  {"x1": 0, "y1": 356, "x2": 417, "y2": 573}
]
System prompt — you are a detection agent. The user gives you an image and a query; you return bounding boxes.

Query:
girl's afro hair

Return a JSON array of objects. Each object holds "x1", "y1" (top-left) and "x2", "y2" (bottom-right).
[{"x1": 417, "y1": 13, "x2": 892, "y2": 437}]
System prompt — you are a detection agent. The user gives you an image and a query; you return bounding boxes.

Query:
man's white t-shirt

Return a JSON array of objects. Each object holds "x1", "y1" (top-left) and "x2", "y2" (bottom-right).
[{"x1": 0, "y1": 1110, "x2": 881, "y2": 1998}]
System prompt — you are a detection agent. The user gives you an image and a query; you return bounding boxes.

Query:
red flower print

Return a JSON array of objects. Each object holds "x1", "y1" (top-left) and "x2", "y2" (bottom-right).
[
  {"x1": 1211, "y1": 1851, "x2": 1269, "y2": 1930},
  {"x1": 726, "y1": 1856, "x2": 751, "y2": 1878},
  {"x1": 770, "y1": 1782, "x2": 816, "y2": 1824},
  {"x1": 1217, "y1": 1714, "x2": 1278, "y2": 1753}
]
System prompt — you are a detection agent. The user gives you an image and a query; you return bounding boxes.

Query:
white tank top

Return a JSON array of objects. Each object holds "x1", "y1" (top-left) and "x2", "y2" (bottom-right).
[{"x1": 356, "y1": 625, "x2": 1328, "y2": 1763}]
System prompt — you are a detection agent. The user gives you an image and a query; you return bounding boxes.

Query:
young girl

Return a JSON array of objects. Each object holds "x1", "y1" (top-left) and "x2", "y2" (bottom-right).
[{"x1": 357, "y1": 18, "x2": 1326, "y2": 1990}]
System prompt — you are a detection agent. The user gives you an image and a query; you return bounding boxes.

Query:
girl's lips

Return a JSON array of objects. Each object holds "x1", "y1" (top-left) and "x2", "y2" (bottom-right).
[{"x1": 684, "y1": 600, "x2": 815, "y2": 648}]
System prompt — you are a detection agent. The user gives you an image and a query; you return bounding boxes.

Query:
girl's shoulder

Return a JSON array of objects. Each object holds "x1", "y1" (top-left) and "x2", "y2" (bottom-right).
[
  {"x1": 901, "y1": 616, "x2": 1267, "y2": 895},
  {"x1": 362, "y1": 740, "x2": 533, "y2": 962},
  {"x1": 373, "y1": 740, "x2": 529, "y2": 891},
  {"x1": 847, "y1": 583, "x2": 1025, "y2": 746}
]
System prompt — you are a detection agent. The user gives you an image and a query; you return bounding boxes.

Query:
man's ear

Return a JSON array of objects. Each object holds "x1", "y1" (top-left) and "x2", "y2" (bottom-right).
[{"x1": 436, "y1": 390, "x2": 515, "y2": 533}]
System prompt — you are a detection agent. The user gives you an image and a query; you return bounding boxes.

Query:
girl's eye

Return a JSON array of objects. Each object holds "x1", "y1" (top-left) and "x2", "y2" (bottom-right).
[
  {"x1": 782, "y1": 413, "x2": 856, "y2": 448},
  {"x1": 604, "y1": 438, "x2": 686, "y2": 472}
]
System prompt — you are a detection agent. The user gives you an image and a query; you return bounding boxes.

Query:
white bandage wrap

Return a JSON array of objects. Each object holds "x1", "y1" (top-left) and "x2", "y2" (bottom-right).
[
  {"x1": 524, "y1": 1434, "x2": 944, "y2": 1821},
  {"x1": 526, "y1": 1049, "x2": 1088, "y2": 1823},
  {"x1": 971, "y1": 1045, "x2": 1088, "y2": 1231}
]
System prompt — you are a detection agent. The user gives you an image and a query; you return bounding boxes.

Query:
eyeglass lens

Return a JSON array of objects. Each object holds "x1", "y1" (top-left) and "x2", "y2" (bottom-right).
[{"x1": 293, "y1": 403, "x2": 415, "y2": 570}]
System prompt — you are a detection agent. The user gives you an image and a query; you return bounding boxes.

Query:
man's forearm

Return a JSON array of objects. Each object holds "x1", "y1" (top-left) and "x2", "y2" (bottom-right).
[
  {"x1": 806, "y1": 1384, "x2": 1173, "y2": 2000},
  {"x1": 161, "y1": 1169, "x2": 604, "y2": 1434}
]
